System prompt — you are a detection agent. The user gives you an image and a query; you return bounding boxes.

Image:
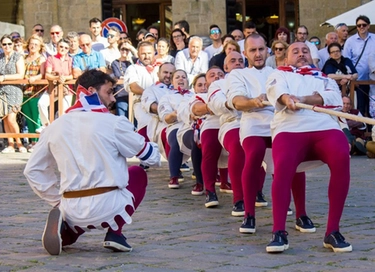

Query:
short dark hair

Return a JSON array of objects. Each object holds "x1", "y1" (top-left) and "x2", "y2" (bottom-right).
[
  {"x1": 147, "y1": 25, "x2": 159, "y2": 32},
  {"x1": 209, "y1": 24, "x2": 221, "y2": 33},
  {"x1": 327, "y1": 42, "x2": 342, "y2": 54},
  {"x1": 89, "y1": 17, "x2": 102, "y2": 26},
  {"x1": 297, "y1": 25, "x2": 309, "y2": 35},
  {"x1": 244, "y1": 22, "x2": 256, "y2": 30},
  {"x1": 356, "y1": 15, "x2": 370, "y2": 25},
  {"x1": 221, "y1": 34, "x2": 234, "y2": 43},
  {"x1": 75, "y1": 69, "x2": 116, "y2": 91},
  {"x1": 175, "y1": 20, "x2": 190, "y2": 34},
  {"x1": 274, "y1": 27, "x2": 290, "y2": 44}
]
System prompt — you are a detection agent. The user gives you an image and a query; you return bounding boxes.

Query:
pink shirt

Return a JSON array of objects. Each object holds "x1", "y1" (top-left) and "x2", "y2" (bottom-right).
[{"x1": 46, "y1": 54, "x2": 72, "y2": 76}]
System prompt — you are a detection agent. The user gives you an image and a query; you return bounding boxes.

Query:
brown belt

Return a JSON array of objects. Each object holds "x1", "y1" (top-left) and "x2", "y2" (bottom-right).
[{"x1": 63, "y1": 186, "x2": 118, "y2": 198}]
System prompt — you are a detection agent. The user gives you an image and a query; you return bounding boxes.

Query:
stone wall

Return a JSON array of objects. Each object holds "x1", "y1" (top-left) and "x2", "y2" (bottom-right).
[
  {"x1": 172, "y1": 0, "x2": 226, "y2": 36},
  {"x1": 23, "y1": 0, "x2": 101, "y2": 40},
  {"x1": 299, "y1": 0, "x2": 371, "y2": 42}
]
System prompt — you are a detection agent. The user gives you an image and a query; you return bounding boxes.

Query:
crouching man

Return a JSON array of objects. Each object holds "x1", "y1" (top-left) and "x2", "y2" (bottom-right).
[{"x1": 24, "y1": 69, "x2": 160, "y2": 255}]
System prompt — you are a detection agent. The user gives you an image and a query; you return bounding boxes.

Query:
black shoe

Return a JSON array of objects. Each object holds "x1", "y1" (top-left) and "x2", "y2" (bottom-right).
[
  {"x1": 255, "y1": 191, "x2": 268, "y2": 207},
  {"x1": 266, "y1": 231, "x2": 289, "y2": 253},
  {"x1": 239, "y1": 214, "x2": 256, "y2": 234},
  {"x1": 103, "y1": 231, "x2": 133, "y2": 252},
  {"x1": 42, "y1": 207, "x2": 63, "y2": 255},
  {"x1": 295, "y1": 215, "x2": 316, "y2": 233},
  {"x1": 205, "y1": 190, "x2": 219, "y2": 208},
  {"x1": 232, "y1": 200, "x2": 245, "y2": 217},
  {"x1": 323, "y1": 231, "x2": 352, "y2": 252},
  {"x1": 140, "y1": 164, "x2": 149, "y2": 171}
]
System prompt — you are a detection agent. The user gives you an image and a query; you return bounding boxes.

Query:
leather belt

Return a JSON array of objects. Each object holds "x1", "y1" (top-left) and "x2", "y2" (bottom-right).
[{"x1": 63, "y1": 186, "x2": 118, "y2": 198}]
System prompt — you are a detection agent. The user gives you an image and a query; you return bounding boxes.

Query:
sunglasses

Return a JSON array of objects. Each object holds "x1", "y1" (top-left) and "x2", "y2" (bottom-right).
[
  {"x1": 50, "y1": 32, "x2": 60, "y2": 35},
  {"x1": 35, "y1": 29, "x2": 44, "y2": 33},
  {"x1": 120, "y1": 48, "x2": 129, "y2": 52},
  {"x1": 107, "y1": 34, "x2": 115, "y2": 38},
  {"x1": 275, "y1": 47, "x2": 285, "y2": 51},
  {"x1": 12, "y1": 36, "x2": 20, "y2": 39},
  {"x1": 59, "y1": 45, "x2": 69, "y2": 50},
  {"x1": 210, "y1": 29, "x2": 220, "y2": 35},
  {"x1": 2, "y1": 43, "x2": 12, "y2": 46},
  {"x1": 80, "y1": 43, "x2": 91, "y2": 47},
  {"x1": 356, "y1": 23, "x2": 368, "y2": 28},
  {"x1": 311, "y1": 41, "x2": 320, "y2": 45}
]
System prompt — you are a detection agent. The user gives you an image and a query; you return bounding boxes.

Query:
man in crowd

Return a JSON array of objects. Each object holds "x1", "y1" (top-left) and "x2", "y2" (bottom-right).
[
  {"x1": 335, "y1": 23, "x2": 349, "y2": 48},
  {"x1": 24, "y1": 69, "x2": 160, "y2": 255},
  {"x1": 101, "y1": 27, "x2": 121, "y2": 72},
  {"x1": 45, "y1": 25, "x2": 64, "y2": 56},
  {"x1": 147, "y1": 25, "x2": 159, "y2": 40},
  {"x1": 266, "y1": 42, "x2": 351, "y2": 253},
  {"x1": 204, "y1": 25, "x2": 223, "y2": 60},
  {"x1": 67, "y1": 31, "x2": 82, "y2": 57},
  {"x1": 318, "y1": 32, "x2": 338, "y2": 69},
  {"x1": 174, "y1": 20, "x2": 191, "y2": 40},
  {"x1": 32, "y1": 24, "x2": 44, "y2": 38},
  {"x1": 72, "y1": 34, "x2": 106, "y2": 78},
  {"x1": 238, "y1": 22, "x2": 257, "y2": 54},
  {"x1": 175, "y1": 36, "x2": 209, "y2": 84},
  {"x1": 231, "y1": 29, "x2": 244, "y2": 42},
  {"x1": 343, "y1": 15, "x2": 375, "y2": 117},
  {"x1": 89, "y1": 17, "x2": 108, "y2": 51},
  {"x1": 295, "y1": 25, "x2": 320, "y2": 67}
]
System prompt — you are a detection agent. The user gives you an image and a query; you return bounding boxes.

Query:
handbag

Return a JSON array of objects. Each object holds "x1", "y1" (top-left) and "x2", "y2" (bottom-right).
[{"x1": 0, "y1": 92, "x2": 8, "y2": 117}]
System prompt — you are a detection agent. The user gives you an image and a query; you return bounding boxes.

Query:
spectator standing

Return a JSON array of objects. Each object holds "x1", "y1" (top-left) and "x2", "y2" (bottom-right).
[
  {"x1": 154, "y1": 38, "x2": 174, "y2": 66},
  {"x1": 230, "y1": 29, "x2": 244, "y2": 42},
  {"x1": 0, "y1": 35, "x2": 26, "y2": 153},
  {"x1": 32, "y1": 24, "x2": 44, "y2": 38},
  {"x1": 89, "y1": 17, "x2": 108, "y2": 51},
  {"x1": 266, "y1": 40, "x2": 288, "y2": 68},
  {"x1": 72, "y1": 34, "x2": 106, "y2": 78},
  {"x1": 45, "y1": 25, "x2": 64, "y2": 57},
  {"x1": 204, "y1": 25, "x2": 223, "y2": 60},
  {"x1": 111, "y1": 41, "x2": 132, "y2": 117},
  {"x1": 209, "y1": 38, "x2": 239, "y2": 71},
  {"x1": 175, "y1": 36, "x2": 209, "y2": 84},
  {"x1": 274, "y1": 27, "x2": 290, "y2": 44},
  {"x1": 147, "y1": 25, "x2": 159, "y2": 40},
  {"x1": 343, "y1": 15, "x2": 375, "y2": 116},
  {"x1": 335, "y1": 23, "x2": 349, "y2": 49},
  {"x1": 174, "y1": 20, "x2": 190, "y2": 40},
  {"x1": 295, "y1": 25, "x2": 320, "y2": 67},
  {"x1": 170, "y1": 29, "x2": 187, "y2": 58},
  {"x1": 101, "y1": 27, "x2": 121, "y2": 72},
  {"x1": 318, "y1": 32, "x2": 338, "y2": 70},
  {"x1": 22, "y1": 34, "x2": 46, "y2": 151},
  {"x1": 67, "y1": 31, "x2": 82, "y2": 57}
]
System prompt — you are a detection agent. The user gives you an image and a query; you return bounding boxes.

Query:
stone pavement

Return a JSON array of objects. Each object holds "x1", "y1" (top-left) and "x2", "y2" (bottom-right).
[{"x1": 0, "y1": 153, "x2": 374, "y2": 272}]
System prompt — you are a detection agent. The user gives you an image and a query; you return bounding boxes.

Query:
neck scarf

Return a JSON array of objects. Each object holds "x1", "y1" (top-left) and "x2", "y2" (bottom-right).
[
  {"x1": 322, "y1": 56, "x2": 348, "y2": 75},
  {"x1": 175, "y1": 86, "x2": 190, "y2": 95},
  {"x1": 65, "y1": 85, "x2": 109, "y2": 113},
  {"x1": 136, "y1": 59, "x2": 155, "y2": 74},
  {"x1": 278, "y1": 65, "x2": 327, "y2": 78}
]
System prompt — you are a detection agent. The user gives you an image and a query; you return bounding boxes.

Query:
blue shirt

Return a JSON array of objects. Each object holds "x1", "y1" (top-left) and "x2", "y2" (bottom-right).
[
  {"x1": 73, "y1": 50, "x2": 106, "y2": 71},
  {"x1": 342, "y1": 33, "x2": 375, "y2": 80}
]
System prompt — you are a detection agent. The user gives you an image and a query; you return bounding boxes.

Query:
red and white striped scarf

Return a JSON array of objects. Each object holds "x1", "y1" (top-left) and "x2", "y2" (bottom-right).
[
  {"x1": 65, "y1": 85, "x2": 109, "y2": 113},
  {"x1": 278, "y1": 65, "x2": 327, "y2": 78}
]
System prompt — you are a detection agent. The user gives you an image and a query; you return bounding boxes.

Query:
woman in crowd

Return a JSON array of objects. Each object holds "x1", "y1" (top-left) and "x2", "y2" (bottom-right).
[
  {"x1": 154, "y1": 38, "x2": 174, "y2": 66},
  {"x1": 274, "y1": 27, "x2": 290, "y2": 44},
  {"x1": 111, "y1": 41, "x2": 132, "y2": 117},
  {"x1": 22, "y1": 34, "x2": 46, "y2": 152},
  {"x1": 40, "y1": 38, "x2": 73, "y2": 129},
  {"x1": 0, "y1": 34, "x2": 26, "y2": 153},
  {"x1": 158, "y1": 69, "x2": 194, "y2": 189},
  {"x1": 209, "y1": 35, "x2": 238, "y2": 71},
  {"x1": 169, "y1": 29, "x2": 187, "y2": 58},
  {"x1": 266, "y1": 40, "x2": 288, "y2": 69},
  {"x1": 322, "y1": 42, "x2": 358, "y2": 87}
]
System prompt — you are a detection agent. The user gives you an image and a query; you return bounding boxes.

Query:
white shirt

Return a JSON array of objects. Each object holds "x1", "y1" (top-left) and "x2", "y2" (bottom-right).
[
  {"x1": 266, "y1": 69, "x2": 342, "y2": 138},
  {"x1": 318, "y1": 47, "x2": 330, "y2": 70},
  {"x1": 101, "y1": 46, "x2": 121, "y2": 68},
  {"x1": 92, "y1": 36, "x2": 109, "y2": 52},
  {"x1": 305, "y1": 40, "x2": 320, "y2": 62},
  {"x1": 227, "y1": 66, "x2": 275, "y2": 143},
  {"x1": 123, "y1": 64, "x2": 159, "y2": 129},
  {"x1": 204, "y1": 44, "x2": 223, "y2": 60},
  {"x1": 175, "y1": 48, "x2": 209, "y2": 83},
  {"x1": 24, "y1": 112, "x2": 160, "y2": 230}
]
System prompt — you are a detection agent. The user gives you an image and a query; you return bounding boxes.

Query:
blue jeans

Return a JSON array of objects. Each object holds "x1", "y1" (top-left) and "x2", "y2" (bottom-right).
[{"x1": 115, "y1": 101, "x2": 128, "y2": 118}]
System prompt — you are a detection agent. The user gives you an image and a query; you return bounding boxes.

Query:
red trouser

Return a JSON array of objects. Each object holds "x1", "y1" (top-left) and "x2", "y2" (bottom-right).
[
  {"x1": 61, "y1": 166, "x2": 148, "y2": 246},
  {"x1": 271, "y1": 130, "x2": 350, "y2": 235}
]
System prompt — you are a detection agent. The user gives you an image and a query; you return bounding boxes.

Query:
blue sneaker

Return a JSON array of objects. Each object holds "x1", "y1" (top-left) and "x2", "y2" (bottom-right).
[
  {"x1": 323, "y1": 231, "x2": 352, "y2": 253},
  {"x1": 180, "y1": 163, "x2": 190, "y2": 172},
  {"x1": 103, "y1": 231, "x2": 132, "y2": 252},
  {"x1": 266, "y1": 231, "x2": 289, "y2": 253}
]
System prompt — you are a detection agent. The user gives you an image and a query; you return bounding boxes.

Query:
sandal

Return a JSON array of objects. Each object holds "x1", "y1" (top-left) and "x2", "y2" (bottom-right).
[{"x1": 1, "y1": 147, "x2": 16, "y2": 154}]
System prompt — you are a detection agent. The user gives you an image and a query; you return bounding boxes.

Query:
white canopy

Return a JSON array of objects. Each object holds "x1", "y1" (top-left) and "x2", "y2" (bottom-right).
[{"x1": 320, "y1": 0, "x2": 375, "y2": 27}]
